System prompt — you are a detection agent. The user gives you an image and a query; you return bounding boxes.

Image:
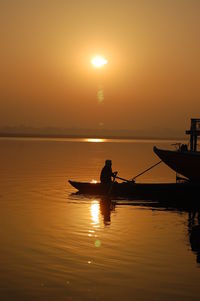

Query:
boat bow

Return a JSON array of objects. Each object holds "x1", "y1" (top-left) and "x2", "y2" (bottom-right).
[{"x1": 154, "y1": 146, "x2": 200, "y2": 181}]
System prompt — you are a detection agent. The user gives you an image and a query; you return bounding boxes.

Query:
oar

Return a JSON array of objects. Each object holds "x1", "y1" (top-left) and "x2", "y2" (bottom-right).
[
  {"x1": 115, "y1": 160, "x2": 162, "y2": 183},
  {"x1": 116, "y1": 175, "x2": 135, "y2": 183},
  {"x1": 132, "y1": 160, "x2": 162, "y2": 181}
]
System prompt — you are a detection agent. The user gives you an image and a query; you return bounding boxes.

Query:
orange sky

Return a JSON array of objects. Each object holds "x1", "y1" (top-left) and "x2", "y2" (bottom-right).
[{"x1": 1, "y1": 0, "x2": 200, "y2": 134}]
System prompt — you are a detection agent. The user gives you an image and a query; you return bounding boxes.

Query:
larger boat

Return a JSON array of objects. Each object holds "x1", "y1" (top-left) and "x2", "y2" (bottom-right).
[{"x1": 154, "y1": 118, "x2": 200, "y2": 182}]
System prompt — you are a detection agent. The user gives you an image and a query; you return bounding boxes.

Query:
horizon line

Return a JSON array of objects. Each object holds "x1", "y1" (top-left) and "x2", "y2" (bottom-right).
[{"x1": 0, "y1": 132, "x2": 186, "y2": 141}]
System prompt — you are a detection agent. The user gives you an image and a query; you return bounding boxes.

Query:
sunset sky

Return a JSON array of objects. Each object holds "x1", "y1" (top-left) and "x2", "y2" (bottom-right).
[{"x1": 1, "y1": 0, "x2": 200, "y2": 134}]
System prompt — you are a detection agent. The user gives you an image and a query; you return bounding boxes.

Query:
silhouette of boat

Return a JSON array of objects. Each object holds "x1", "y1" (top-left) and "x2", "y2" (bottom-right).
[
  {"x1": 154, "y1": 118, "x2": 200, "y2": 181},
  {"x1": 68, "y1": 180, "x2": 200, "y2": 200}
]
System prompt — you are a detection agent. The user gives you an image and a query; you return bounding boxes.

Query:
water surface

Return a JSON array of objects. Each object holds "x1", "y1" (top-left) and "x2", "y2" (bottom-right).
[{"x1": 0, "y1": 138, "x2": 199, "y2": 301}]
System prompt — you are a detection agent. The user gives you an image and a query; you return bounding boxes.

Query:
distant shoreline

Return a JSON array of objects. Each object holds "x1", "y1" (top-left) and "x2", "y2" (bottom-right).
[{"x1": 0, "y1": 133, "x2": 186, "y2": 141}]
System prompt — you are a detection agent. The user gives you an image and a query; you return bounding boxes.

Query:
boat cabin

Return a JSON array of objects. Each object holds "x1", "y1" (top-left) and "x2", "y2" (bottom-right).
[{"x1": 186, "y1": 118, "x2": 200, "y2": 152}]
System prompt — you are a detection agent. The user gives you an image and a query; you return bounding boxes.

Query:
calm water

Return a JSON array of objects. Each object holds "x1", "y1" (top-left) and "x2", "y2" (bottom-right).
[{"x1": 0, "y1": 138, "x2": 200, "y2": 301}]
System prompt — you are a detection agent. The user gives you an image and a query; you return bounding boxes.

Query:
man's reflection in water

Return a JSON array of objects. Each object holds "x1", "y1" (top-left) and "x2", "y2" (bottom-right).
[
  {"x1": 100, "y1": 197, "x2": 116, "y2": 225},
  {"x1": 188, "y1": 208, "x2": 200, "y2": 263}
]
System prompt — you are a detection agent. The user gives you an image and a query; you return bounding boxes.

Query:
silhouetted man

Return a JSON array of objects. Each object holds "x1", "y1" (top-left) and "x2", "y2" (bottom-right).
[{"x1": 100, "y1": 160, "x2": 117, "y2": 184}]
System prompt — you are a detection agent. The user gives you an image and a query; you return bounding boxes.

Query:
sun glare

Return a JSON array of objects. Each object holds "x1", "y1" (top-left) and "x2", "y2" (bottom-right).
[{"x1": 91, "y1": 56, "x2": 108, "y2": 68}]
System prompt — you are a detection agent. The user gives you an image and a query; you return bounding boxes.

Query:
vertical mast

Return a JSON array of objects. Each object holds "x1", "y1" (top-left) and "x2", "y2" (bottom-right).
[{"x1": 186, "y1": 118, "x2": 200, "y2": 151}]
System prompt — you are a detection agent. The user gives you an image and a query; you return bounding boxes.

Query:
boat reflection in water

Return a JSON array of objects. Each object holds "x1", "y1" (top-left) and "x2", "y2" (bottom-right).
[
  {"x1": 99, "y1": 197, "x2": 116, "y2": 225},
  {"x1": 115, "y1": 199, "x2": 200, "y2": 265},
  {"x1": 188, "y1": 209, "x2": 200, "y2": 263},
  {"x1": 74, "y1": 191, "x2": 200, "y2": 262}
]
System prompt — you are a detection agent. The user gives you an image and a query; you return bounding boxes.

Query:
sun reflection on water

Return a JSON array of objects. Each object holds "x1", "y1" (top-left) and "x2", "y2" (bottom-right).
[
  {"x1": 84, "y1": 138, "x2": 105, "y2": 143},
  {"x1": 90, "y1": 201, "x2": 100, "y2": 225}
]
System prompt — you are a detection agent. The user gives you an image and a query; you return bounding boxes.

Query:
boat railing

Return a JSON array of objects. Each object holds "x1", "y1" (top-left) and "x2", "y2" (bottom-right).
[{"x1": 171, "y1": 143, "x2": 188, "y2": 152}]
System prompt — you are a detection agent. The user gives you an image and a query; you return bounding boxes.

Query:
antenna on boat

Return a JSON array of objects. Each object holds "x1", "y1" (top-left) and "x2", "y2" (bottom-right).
[{"x1": 186, "y1": 118, "x2": 200, "y2": 152}]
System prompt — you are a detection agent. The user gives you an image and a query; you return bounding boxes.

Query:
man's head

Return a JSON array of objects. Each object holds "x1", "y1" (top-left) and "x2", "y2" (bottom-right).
[{"x1": 105, "y1": 159, "x2": 112, "y2": 167}]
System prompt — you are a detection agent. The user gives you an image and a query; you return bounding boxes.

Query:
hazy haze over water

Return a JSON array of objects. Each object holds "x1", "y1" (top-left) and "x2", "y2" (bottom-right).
[{"x1": 1, "y1": 1, "x2": 200, "y2": 134}]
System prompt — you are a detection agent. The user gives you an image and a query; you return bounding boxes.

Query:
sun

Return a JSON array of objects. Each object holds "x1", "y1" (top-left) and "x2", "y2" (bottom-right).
[{"x1": 91, "y1": 55, "x2": 108, "y2": 68}]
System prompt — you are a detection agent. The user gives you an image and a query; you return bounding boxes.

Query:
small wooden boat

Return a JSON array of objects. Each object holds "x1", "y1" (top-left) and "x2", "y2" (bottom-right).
[{"x1": 68, "y1": 180, "x2": 200, "y2": 201}]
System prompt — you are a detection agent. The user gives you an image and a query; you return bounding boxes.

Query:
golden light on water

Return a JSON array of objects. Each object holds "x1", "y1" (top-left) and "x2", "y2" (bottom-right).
[
  {"x1": 85, "y1": 138, "x2": 105, "y2": 143},
  {"x1": 90, "y1": 201, "x2": 100, "y2": 225},
  {"x1": 91, "y1": 56, "x2": 108, "y2": 68}
]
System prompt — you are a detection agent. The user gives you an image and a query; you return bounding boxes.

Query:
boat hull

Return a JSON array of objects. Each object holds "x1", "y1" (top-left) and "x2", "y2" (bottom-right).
[
  {"x1": 68, "y1": 180, "x2": 200, "y2": 201},
  {"x1": 154, "y1": 146, "x2": 200, "y2": 181}
]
